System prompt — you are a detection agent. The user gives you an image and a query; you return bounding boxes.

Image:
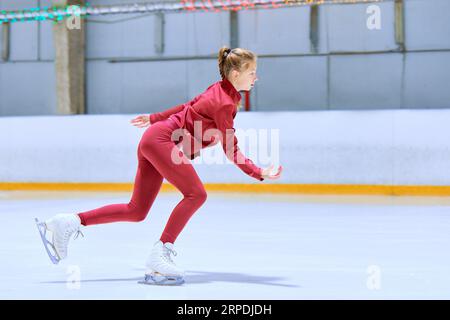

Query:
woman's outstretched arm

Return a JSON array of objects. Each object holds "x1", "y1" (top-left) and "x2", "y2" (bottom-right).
[
  {"x1": 214, "y1": 104, "x2": 265, "y2": 181},
  {"x1": 149, "y1": 93, "x2": 205, "y2": 125},
  {"x1": 149, "y1": 104, "x2": 185, "y2": 125}
]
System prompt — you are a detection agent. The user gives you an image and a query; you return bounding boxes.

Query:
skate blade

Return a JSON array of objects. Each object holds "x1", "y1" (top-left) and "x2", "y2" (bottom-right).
[
  {"x1": 35, "y1": 218, "x2": 61, "y2": 265},
  {"x1": 138, "y1": 273, "x2": 185, "y2": 286}
]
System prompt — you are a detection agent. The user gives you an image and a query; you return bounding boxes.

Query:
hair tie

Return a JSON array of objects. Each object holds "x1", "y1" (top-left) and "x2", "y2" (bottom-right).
[{"x1": 224, "y1": 48, "x2": 232, "y2": 58}]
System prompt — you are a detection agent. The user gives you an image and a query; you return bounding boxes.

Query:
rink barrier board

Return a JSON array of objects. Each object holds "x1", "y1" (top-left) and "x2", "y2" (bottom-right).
[{"x1": 1, "y1": 182, "x2": 450, "y2": 196}]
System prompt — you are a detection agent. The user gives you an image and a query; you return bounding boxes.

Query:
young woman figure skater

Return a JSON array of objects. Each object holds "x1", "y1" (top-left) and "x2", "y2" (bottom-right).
[{"x1": 36, "y1": 47, "x2": 283, "y2": 285}]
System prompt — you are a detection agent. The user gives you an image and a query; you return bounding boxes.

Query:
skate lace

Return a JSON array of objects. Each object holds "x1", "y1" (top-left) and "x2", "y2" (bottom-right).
[
  {"x1": 163, "y1": 246, "x2": 177, "y2": 264},
  {"x1": 73, "y1": 229, "x2": 84, "y2": 240},
  {"x1": 63, "y1": 227, "x2": 84, "y2": 243}
]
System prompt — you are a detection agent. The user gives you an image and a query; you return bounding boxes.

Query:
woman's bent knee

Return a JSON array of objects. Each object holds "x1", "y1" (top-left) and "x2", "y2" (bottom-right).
[
  {"x1": 188, "y1": 188, "x2": 207, "y2": 205},
  {"x1": 127, "y1": 205, "x2": 149, "y2": 222}
]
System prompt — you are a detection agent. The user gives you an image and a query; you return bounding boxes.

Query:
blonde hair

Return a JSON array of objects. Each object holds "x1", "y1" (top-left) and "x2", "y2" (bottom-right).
[
  {"x1": 218, "y1": 46, "x2": 257, "y2": 80},
  {"x1": 218, "y1": 46, "x2": 257, "y2": 111}
]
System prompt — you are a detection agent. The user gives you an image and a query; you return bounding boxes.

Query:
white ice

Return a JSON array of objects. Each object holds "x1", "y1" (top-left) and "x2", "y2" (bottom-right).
[{"x1": 0, "y1": 191, "x2": 449, "y2": 299}]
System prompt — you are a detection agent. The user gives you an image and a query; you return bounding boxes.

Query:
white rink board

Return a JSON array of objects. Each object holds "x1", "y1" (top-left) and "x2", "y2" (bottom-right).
[{"x1": 0, "y1": 110, "x2": 449, "y2": 185}]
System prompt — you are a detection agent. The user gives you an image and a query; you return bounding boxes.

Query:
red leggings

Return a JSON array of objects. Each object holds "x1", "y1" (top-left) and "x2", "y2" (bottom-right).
[{"x1": 77, "y1": 118, "x2": 207, "y2": 244}]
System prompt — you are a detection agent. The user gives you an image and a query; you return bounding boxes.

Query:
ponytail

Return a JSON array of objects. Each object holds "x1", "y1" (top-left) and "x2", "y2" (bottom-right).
[{"x1": 217, "y1": 46, "x2": 256, "y2": 81}]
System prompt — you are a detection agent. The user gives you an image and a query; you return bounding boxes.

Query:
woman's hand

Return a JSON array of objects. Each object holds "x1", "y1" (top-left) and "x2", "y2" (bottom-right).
[
  {"x1": 261, "y1": 164, "x2": 283, "y2": 180},
  {"x1": 130, "y1": 115, "x2": 150, "y2": 128}
]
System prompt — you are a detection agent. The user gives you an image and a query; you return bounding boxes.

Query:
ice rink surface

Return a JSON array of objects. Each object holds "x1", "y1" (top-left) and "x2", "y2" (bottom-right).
[{"x1": 0, "y1": 190, "x2": 449, "y2": 300}]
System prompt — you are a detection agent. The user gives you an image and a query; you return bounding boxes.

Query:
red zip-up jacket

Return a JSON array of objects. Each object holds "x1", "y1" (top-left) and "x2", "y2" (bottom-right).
[{"x1": 149, "y1": 78, "x2": 264, "y2": 181}]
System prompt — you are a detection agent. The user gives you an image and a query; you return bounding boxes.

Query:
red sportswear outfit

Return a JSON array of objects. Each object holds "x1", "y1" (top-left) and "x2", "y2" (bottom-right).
[{"x1": 78, "y1": 78, "x2": 264, "y2": 243}]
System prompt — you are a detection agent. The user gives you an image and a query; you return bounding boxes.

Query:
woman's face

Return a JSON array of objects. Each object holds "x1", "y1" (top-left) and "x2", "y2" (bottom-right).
[{"x1": 230, "y1": 61, "x2": 258, "y2": 92}]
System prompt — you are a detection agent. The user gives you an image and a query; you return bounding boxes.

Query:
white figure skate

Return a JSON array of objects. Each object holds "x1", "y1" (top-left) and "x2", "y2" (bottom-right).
[
  {"x1": 139, "y1": 240, "x2": 185, "y2": 285},
  {"x1": 35, "y1": 214, "x2": 83, "y2": 264}
]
